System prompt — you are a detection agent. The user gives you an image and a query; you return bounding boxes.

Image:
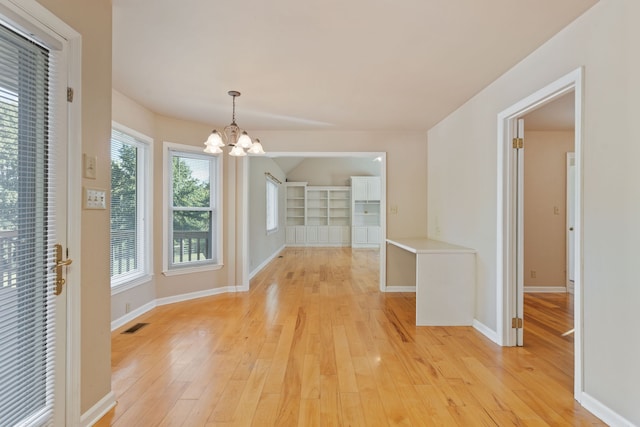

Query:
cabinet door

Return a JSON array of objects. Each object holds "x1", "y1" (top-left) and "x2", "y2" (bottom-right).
[
  {"x1": 306, "y1": 226, "x2": 318, "y2": 243},
  {"x1": 341, "y1": 226, "x2": 351, "y2": 244},
  {"x1": 367, "y1": 226, "x2": 380, "y2": 244},
  {"x1": 285, "y1": 226, "x2": 297, "y2": 244},
  {"x1": 353, "y1": 226, "x2": 368, "y2": 244},
  {"x1": 328, "y1": 226, "x2": 342, "y2": 244},
  {"x1": 367, "y1": 178, "x2": 381, "y2": 200},
  {"x1": 317, "y1": 226, "x2": 329, "y2": 243},
  {"x1": 295, "y1": 226, "x2": 306, "y2": 243},
  {"x1": 352, "y1": 179, "x2": 368, "y2": 201}
]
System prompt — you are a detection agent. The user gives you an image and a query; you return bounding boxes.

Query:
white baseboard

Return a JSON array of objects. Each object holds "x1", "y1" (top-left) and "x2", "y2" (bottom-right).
[
  {"x1": 111, "y1": 300, "x2": 156, "y2": 331},
  {"x1": 111, "y1": 286, "x2": 247, "y2": 331},
  {"x1": 80, "y1": 391, "x2": 116, "y2": 427},
  {"x1": 111, "y1": 247, "x2": 286, "y2": 332},
  {"x1": 473, "y1": 319, "x2": 499, "y2": 344},
  {"x1": 384, "y1": 286, "x2": 416, "y2": 292},
  {"x1": 235, "y1": 283, "x2": 250, "y2": 292},
  {"x1": 250, "y1": 245, "x2": 285, "y2": 279},
  {"x1": 156, "y1": 286, "x2": 239, "y2": 306},
  {"x1": 581, "y1": 392, "x2": 637, "y2": 427},
  {"x1": 524, "y1": 286, "x2": 567, "y2": 293}
]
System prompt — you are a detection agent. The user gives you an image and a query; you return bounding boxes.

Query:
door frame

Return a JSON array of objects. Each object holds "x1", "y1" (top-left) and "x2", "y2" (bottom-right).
[
  {"x1": 496, "y1": 67, "x2": 583, "y2": 400},
  {"x1": 0, "y1": 0, "x2": 83, "y2": 423},
  {"x1": 238, "y1": 151, "x2": 387, "y2": 291}
]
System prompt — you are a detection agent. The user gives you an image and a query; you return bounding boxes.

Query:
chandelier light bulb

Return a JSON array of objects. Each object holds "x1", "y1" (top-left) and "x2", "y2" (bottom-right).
[
  {"x1": 247, "y1": 139, "x2": 265, "y2": 155},
  {"x1": 236, "y1": 131, "x2": 253, "y2": 149},
  {"x1": 204, "y1": 144, "x2": 223, "y2": 154},
  {"x1": 229, "y1": 145, "x2": 247, "y2": 157},
  {"x1": 205, "y1": 130, "x2": 225, "y2": 147}
]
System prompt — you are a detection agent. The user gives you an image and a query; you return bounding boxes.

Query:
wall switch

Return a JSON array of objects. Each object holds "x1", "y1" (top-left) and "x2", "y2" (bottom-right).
[
  {"x1": 83, "y1": 154, "x2": 97, "y2": 179},
  {"x1": 553, "y1": 206, "x2": 560, "y2": 215},
  {"x1": 84, "y1": 187, "x2": 106, "y2": 209},
  {"x1": 530, "y1": 270, "x2": 537, "y2": 279},
  {"x1": 390, "y1": 205, "x2": 398, "y2": 215}
]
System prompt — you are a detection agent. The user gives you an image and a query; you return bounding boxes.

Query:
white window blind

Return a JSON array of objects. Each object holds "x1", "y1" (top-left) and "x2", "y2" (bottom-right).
[
  {"x1": 110, "y1": 127, "x2": 150, "y2": 288},
  {"x1": 0, "y1": 22, "x2": 56, "y2": 426},
  {"x1": 266, "y1": 178, "x2": 278, "y2": 233}
]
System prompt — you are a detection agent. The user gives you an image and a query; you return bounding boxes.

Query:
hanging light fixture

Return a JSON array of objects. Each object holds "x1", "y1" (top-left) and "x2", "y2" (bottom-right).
[{"x1": 203, "y1": 90, "x2": 266, "y2": 156}]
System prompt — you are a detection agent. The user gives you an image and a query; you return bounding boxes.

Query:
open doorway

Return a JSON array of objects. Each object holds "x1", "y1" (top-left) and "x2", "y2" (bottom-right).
[
  {"x1": 240, "y1": 152, "x2": 387, "y2": 291},
  {"x1": 520, "y1": 92, "x2": 577, "y2": 393},
  {"x1": 497, "y1": 67, "x2": 583, "y2": 400}
]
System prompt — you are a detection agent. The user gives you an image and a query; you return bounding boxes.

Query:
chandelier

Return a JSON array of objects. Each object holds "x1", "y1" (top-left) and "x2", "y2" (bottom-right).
[{"x1": 203, "y1": 90, "x2": 265, "y2": 156}]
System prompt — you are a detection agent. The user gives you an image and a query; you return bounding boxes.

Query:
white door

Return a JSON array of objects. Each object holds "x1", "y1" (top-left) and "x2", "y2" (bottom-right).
[
  {"x1": 0, "y1": 19, "x2": 69, "y2": 426},
  {"x1": 566, "y1": 153, "x2": 576, "y2": 287}
]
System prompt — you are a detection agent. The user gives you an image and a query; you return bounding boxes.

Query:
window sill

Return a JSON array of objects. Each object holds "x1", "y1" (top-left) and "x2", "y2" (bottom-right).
[
  {"x1": 111, "y1": 274, "x2": 153, "y2": 296},
  {"x1": 162, "y1": 263, "x2": 223, "y2": 277}
]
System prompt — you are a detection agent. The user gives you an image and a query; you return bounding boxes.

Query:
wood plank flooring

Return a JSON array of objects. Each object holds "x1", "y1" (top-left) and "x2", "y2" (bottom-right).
[{"x1": 95, "y1": 248, "x2": 603, "y2": 426}]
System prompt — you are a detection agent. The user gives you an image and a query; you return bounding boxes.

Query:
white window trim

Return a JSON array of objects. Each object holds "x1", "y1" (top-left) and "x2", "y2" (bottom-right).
[
  {"x1": 162, "y1": 141, "x2": 223, "y2": 276},
  {"x1": 110, "y1": 121, "x2": 154, "y2": 295},
  {"x1": 266, "y1": 176, "x2": 279, "y2": 235}
]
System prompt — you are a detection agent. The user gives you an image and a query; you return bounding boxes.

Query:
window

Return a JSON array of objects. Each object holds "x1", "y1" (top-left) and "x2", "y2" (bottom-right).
[
  {"x1": 110, "y1": 124, "x2": 152, "y2": 291},
  {"x1": 266, "y1": 177, "x2": 279, "y2": 234},
  {"x1": 165, "y1": 143, "x2": 221, "y2": 272}
]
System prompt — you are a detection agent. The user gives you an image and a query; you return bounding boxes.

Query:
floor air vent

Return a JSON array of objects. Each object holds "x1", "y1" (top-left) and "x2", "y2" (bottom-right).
[{"x1": 122, "y1": 322, "x2": 149, "y2": 334}]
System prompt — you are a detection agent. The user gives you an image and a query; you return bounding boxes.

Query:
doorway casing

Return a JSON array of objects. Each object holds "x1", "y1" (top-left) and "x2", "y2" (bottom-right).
[
  {"x1": 238, "y1": 151, "x2": 387, "y2": 292},
  {"x1": 496, "y1": 67, "x2": 583, "y2": 400}
]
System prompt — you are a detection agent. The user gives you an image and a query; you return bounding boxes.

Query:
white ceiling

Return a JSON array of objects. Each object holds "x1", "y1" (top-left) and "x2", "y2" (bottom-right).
[{"x1": 112, "y1": 0, "x2": 597, "y2": 133}]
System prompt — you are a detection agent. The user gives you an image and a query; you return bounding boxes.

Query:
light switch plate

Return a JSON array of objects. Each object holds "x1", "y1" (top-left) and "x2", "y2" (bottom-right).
[
  {"x1": 83, "y1": 154, "x2": 97, "y2": 179},
  {"x1": 84, "y1": 187, "x2": 106, "y2": 210}
]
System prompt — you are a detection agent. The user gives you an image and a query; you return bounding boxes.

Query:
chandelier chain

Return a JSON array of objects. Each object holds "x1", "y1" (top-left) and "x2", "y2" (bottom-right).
[{"x1": 231, "y1": 94, "x2": 236, "y2": 124}]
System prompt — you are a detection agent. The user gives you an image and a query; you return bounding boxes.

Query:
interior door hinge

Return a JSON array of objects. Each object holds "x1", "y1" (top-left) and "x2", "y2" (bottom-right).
[
  {"x1": 512, "y1": 138, "x2": 523, "y2": 149},
  {"x1": 67, "y1": 87, "x2": 74, "y2": 103},
  {"x1": 511, "y1": 317, "x2": 523, "y2": 328}
]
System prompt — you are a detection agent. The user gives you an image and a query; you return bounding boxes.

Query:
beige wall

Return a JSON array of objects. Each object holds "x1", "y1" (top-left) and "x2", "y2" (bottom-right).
[
  {"x1": 248, "y1": 157, "x2": 286, "y2": 273},
  {"x1": 428, "y1": 0, "x2": 640, "y2": 423},
  {"x1": 523, "y1": 131, "x2": 574, "y2": 288},
  {"x1": 36, "y1": 0, "x2": 113, "y2": 414},
  {"x1": 286, "y1": 157, "x2": 381, "y2": 186}
]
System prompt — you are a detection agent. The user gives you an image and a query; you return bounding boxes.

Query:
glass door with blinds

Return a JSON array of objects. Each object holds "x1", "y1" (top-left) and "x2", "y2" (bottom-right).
[{"x1": 0, "y1": 19, "x2": 69, "y2": 426}]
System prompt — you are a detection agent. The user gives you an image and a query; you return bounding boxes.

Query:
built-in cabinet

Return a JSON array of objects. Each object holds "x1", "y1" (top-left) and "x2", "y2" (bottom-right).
[
  {"x1": 285, "y1": 182, "x2": 351, "y2": 246},
  {"x1": 351, "y1": 176, "x2": 381, "y2": 248},
  {"x1": 285, "y1": 183, "x2": 307, "y2": 245}
]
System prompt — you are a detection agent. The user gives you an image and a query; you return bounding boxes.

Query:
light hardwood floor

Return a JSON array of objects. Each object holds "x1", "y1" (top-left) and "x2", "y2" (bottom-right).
[{"x1": 96, "y1": 248, "x2": 604, "y2": 426}]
